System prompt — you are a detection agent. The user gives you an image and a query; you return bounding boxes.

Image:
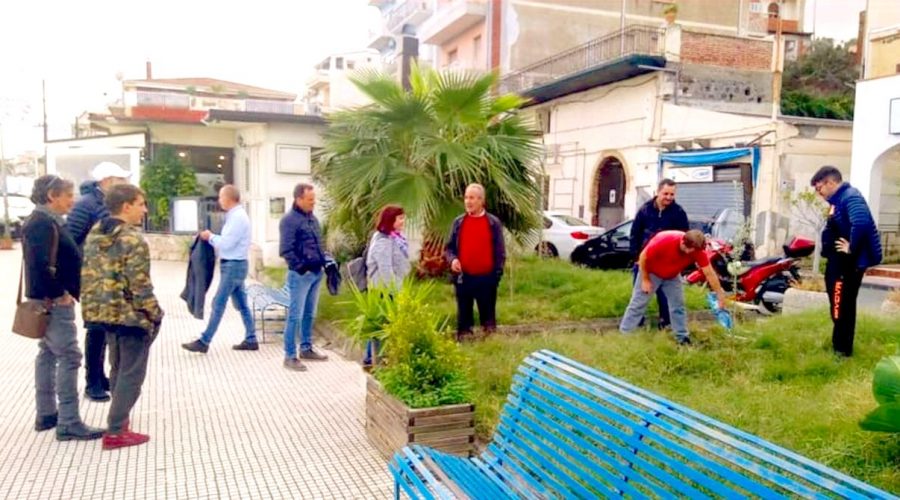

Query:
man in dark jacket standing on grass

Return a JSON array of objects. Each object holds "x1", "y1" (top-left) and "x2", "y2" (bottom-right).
[
  {"x1": 445, "y1": 183, "x2": 506, "y2": 342},
  {"x1": 811, "y1": 166, "x2": 882, "y2": 357},
  {"x1": 629, "y1": 178, "x2": 689, "y2": 330},
  {"x1": 67, "y1": 161, "x2": 131, "y2": 402}
]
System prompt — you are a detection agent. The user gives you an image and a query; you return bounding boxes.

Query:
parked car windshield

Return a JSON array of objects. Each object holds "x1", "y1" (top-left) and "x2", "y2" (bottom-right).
[{"x1": 552, "y1": 214, "x2": 590, "y2": 227}]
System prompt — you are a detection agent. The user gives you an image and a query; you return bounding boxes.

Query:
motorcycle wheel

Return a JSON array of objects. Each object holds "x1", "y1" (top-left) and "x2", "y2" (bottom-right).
[{"x1": 756, "y1": 275, "x2": 790, "y2": 313}]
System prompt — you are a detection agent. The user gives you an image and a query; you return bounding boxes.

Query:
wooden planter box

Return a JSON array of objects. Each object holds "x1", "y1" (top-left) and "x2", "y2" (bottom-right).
[
  {"x1": 783, "y1": 288, "x2": 829, "y2": 315},
  {"x1": 365, "y1": 375, "x2": 474, "y2": 459}
]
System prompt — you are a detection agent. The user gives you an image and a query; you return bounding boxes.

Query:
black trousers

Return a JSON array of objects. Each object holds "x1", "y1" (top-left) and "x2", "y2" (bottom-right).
[
  {"x1": 84, "y1": 325, "x2": 109, "y2": 390},
  {"x1": 454, "y1": 274, "x2": 498, "y2": 333},
  {"x1": 107, "y1": 331, "x2": 152, "y2": 433},
  {"x1": 825, "y1": 261, "x2": 865, "y2": 356}
]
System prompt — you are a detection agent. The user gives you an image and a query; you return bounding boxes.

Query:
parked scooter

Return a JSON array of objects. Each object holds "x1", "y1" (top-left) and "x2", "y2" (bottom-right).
[{"x1": 685, "y1": 236, "x2": 816, "y2": 314}]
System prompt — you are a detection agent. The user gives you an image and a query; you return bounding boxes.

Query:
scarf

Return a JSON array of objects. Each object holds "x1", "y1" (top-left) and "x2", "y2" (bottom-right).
[
  {"x1": 35, "y1": 205, "x2": 66, "y2": 226},
  {"x1": 390, "y1": 231, "x2": 409, "y2": 258}
]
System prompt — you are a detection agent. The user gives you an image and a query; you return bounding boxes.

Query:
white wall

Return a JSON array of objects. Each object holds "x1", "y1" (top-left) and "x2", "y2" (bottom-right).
[
  {"x1": 45, "y1": 133, "x2": 146, "y2": 189},
  {"x1": 541, "y1": 76, "x2": 659, "y2": 223},
  {"x1": 148, "y1": 124, "x2": 235, "y2": 148},
  {"x1": 239, "y1": 122, "x2": 326, "y2": 266},
  {"x1": 850, "y1": 75, "x2": 900, "y2": 223}
]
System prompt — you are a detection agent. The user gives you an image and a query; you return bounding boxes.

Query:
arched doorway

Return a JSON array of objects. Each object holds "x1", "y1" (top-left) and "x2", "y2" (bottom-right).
[
  {"x1": 871, "y1": 144, "x2": 900, "y2": 259},
  {"x1": 593, "y1": 157, "x2": 626, "y2": 229}
]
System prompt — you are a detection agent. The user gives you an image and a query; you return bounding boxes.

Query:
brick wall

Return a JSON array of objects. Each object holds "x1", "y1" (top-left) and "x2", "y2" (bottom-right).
[{"x1": 681, "y1": 31, "x2": 772, "y2": 71}]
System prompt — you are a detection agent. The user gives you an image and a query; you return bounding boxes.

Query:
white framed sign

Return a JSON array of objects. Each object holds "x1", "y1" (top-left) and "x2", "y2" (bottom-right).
[
  {"x1": 275, "y1": 145, "x2": 312, "y2": 174},
  {"x1": 171, "y1": 198, "x2": 200, "y2": 233},
  {"x1": 666, "y1": 165, "x2": 714, "y2": 183},
  {"x1": 890, "y1": 98, "x2": 900, "y2": 135}
]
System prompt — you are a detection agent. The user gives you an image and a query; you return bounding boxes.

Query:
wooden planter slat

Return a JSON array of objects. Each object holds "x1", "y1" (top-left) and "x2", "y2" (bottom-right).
[{"x1": 365, "y1": 375, "x2": 474, "y2": 458}]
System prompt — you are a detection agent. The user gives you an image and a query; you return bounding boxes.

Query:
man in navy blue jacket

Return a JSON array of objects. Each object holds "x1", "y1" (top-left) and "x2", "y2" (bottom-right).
[
  {"x1": 279, "y1": 183, "x2": 330, "y2": 372},
  {"x1": 811, "y1": 166, "x2": 882, "y2": 357},
  {"x1": 629, "y1": 178, "x2": 689, "y2": 329},
  {"x1": 66, "y1": 162, "x2": 131, "y2": 402}
]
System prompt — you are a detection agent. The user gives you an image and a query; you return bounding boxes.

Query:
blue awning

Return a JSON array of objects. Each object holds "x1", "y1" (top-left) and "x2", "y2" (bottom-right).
[{"x1": 658, "y1": 146, "x2": 760, "y2": 186}]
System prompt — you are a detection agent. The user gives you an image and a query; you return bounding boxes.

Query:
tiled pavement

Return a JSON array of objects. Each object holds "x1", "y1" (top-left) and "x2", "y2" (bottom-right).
[{"x1": 0, "y1": 244, "x2": 393, "y2": 499}]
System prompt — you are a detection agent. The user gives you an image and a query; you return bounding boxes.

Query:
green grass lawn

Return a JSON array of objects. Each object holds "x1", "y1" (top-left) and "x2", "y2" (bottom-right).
[
  {"x1": 463, "y1": 310, "x2": 900, "y2": 492},
  {"x1": 264, "y1": 256, "x2": 708, "y2": 326}
]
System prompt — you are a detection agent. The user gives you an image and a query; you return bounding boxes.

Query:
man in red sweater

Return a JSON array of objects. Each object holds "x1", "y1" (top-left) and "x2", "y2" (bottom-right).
[
  {"x1": 619, "y1": 230, "x2": 727, "y2": 345},
  {"x1": 445, "y1": 184, "x2": 506, "y2": 341}
]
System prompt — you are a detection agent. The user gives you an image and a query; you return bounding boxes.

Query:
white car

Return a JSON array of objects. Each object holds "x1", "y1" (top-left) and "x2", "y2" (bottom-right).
[{"x1": 538, "y1": 211, "x2": 604, "y2": 260}]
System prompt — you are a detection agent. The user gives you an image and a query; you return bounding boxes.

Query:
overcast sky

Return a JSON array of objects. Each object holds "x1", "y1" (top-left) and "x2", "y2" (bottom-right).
[{"x1": 0, "y1": 0, "x2": 868, "y2": 157}]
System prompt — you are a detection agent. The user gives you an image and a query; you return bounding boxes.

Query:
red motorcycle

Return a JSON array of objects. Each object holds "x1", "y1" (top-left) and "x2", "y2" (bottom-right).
[{"x1": 685, "y1": 236, "x2": 816, "y2": 314}]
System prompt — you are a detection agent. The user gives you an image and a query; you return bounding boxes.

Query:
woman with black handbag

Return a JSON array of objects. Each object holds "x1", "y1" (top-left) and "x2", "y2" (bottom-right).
[{"x1": 21, "y1": 175, "x2": 103, "y2": 441}]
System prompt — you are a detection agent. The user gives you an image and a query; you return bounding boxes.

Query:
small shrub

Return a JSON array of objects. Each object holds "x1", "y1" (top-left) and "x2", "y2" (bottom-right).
[{"x1": 376, "y1": 281, "x2": 471, "y2": 408}]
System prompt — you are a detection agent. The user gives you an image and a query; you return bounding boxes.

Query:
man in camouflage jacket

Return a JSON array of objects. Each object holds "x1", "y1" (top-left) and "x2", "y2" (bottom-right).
[{"x1": 81, "y1": 184, "x2": 163, "y2": 450}]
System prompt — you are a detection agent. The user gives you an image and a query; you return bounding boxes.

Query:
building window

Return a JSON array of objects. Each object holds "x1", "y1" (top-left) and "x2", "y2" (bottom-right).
[
  {"x1": 336, "y1": 57, "x2": 344, "y2": 69},
  {"x1": 347, "y1": 60, "x2": 355, "y2": 70},
  {"x1": 447, "y1": 49, "x2": 458, "y2": 67},
  {"x1": 767, "y1": 2, "x2": 779, "y2": 18}
]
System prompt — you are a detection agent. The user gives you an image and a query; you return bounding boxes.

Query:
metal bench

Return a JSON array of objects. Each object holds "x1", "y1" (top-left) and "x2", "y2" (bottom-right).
[
  {"x1": 246, "y1": 282, "x2": 290, "y2": 343},
  {"x1": 389, "y1": 350, "x2": 896, "y2": 499}
]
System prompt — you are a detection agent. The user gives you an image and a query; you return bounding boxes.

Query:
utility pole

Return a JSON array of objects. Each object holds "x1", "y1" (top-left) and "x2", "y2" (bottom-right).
[{"x1": 771, "y1": 0, "x2": 784, "y2": 121}]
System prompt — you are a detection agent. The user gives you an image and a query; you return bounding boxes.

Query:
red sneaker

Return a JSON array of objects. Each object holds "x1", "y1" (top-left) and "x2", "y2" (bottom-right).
[{"x1": 102, "y1": 430, "x2": 150, "y2": 450}]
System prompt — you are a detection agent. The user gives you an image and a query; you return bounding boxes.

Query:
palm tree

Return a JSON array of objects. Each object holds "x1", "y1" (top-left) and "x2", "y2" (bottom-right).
[{"x1": 315, "y1": 66, "x2": 543, "y2": 276}]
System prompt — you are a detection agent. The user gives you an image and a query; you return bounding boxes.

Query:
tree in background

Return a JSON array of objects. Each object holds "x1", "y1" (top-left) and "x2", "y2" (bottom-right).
[
  {"x1": 316, "y1": 66, "x2": 543, "y2": 276},
  {"x1": 782, "y1": 38, "x2": 858, "y2": 120},
  {"x1": 140, "y1": 145, "x2": 199, "y2": 230},
  {"x1": 786, "y1": 189, "x2": 829, "y2": 275}
]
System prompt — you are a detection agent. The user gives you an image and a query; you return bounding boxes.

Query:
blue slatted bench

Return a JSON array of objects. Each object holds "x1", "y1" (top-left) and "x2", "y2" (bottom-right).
[
  {"x1": 246, "y1": 282, "x2": 290, "y2": 343},
  {"x1": 389, "y1": 350, "x2": 897, "y2": 499}
]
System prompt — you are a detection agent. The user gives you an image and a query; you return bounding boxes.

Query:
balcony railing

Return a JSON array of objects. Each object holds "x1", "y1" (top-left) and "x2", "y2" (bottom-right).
[
  {"x1": 386, "y1": 0, "x2": 431, "y2": 33},
  {"x1": 499, "y1": 25, "x2": 665, "y2": 95}
]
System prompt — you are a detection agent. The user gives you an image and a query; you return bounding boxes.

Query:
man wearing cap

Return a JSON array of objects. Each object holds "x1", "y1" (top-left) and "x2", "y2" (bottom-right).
[{"x1": 67, "y1": 161, "x2": 131, "y2": 402}]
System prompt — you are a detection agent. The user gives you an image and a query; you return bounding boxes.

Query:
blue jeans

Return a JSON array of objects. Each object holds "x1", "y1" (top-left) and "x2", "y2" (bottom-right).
[
  {"x1": 283, "y1": 269, "x2": 323, "y2": 359},
  {"x1": 201, "y1": 260, "x2": 256, "y2": 345},
  {"x1": 363, "y1": 339, "x2": 381, "y2": 365},
  {"x1": 632, "y1": 265, "x2": 670, "y2": 326},
  {"x1": 620, "y1": 273, "x2": 689, "y2": 341}
]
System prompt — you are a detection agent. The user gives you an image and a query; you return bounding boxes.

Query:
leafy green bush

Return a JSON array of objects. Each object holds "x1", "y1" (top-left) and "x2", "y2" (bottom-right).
[
  {"x1": 860, "y1": 354, "x2": 900, "y2": 433},
  {"x1": 344, "y1": 282, "x2": 398, "y2": 365},
  {"x1": 140, "y1": 145, "x2": 199, "y2": 229},
  {"x1": 375, "y1": 281, "x2": 471, "y2": 408}
]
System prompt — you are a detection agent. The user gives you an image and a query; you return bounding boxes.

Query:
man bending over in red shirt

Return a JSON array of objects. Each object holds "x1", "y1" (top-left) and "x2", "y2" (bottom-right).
[{"x1": 619, "y1": 229, "x2": 727, "y2": 345}]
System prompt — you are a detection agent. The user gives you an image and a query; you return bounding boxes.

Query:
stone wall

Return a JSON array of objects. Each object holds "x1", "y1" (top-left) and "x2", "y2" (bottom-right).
[{"x1": 144, "y1": 233, "x2": 192, "y2": 262}]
